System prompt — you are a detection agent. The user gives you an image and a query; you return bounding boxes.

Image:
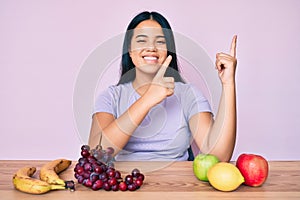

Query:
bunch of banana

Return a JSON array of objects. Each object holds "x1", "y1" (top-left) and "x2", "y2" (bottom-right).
[
  {"x1": 12, "y1": 159, "x2": 75, "y2": 194},
  {"x1": 13, "y1": 166, "x2": 66, "y2": 194},
  {"x1": 39, "y1": 159, "x2": 72, "y2": 185}
]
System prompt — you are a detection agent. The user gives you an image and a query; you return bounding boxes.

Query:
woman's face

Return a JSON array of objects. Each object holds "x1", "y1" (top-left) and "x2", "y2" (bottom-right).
[{"x1": 129, "y1": 20, "x2": 168, "y2": 75}]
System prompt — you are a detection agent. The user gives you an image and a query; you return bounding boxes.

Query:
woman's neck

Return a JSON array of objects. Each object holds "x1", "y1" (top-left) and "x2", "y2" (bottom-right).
[
  {"x1": 132, "y1": 78, "x2": 151, "y2": 96},
  {"x1": 132, "y1": 70, "x2": 155, "y2": 96}
]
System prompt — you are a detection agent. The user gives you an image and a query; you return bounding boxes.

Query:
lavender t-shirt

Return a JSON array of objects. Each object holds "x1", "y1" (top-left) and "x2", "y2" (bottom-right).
[{"x1": 94, "y1": 82, "x2": 212, "y2": 161}]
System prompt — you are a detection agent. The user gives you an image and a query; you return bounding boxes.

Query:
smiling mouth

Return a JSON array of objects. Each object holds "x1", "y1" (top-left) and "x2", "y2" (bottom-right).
[{"x1": 143, "y1": 56, "x2": 158, "y2": 61}]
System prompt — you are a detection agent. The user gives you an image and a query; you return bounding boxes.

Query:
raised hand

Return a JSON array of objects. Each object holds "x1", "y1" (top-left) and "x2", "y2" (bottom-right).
[
  {"x1": 215, "y1": 35, "x2": 237, "y2": 85},
  {"x1": 144, "y1": 55, "x2": 175, "y2": 105}
]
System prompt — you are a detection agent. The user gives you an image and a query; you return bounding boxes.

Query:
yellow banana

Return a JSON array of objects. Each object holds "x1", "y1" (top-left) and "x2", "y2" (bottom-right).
[
  {"x1": 39, "y1": 159, "x2": 72, "y2": 185},
  {"x1": 12, "y1": 167, "x2": 66, "y2": 194}
]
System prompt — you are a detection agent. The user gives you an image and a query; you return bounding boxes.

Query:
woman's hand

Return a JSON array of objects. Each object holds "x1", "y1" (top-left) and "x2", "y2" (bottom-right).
[
  {"x1": 215, "y1": 35, "x2": 237, "y2": 85},
  {"x1": 143, "y1": 55, "x2": 175, "y2": 105}
]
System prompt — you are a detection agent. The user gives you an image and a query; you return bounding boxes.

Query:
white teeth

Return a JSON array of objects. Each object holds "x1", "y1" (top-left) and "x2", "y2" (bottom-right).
[{"x1": 143, "y1": 56, "x2": 158, "y2": 61}]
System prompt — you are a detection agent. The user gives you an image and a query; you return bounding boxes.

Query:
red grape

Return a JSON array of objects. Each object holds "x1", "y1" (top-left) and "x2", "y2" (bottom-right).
[
  {"x1": 99, "y1": 172, "x2": 107, "y2": 180},
  {"x1": 75, "y1": 145, "x2": 145, "y2": 191},
  {"x1": 111, "y1": 184, "x2": 119, "y2": 191},
  {"x1": 106, "y1": 169, "x2": 116, "y2": 178},
  {"x1": 115, "y1": 170, "x2": 122, "y2": 179},
  {"x1": 83, "y1": 172, "x2": 91, "y2": 179},
  {"x1": 134, "y1": 179, "x2": 143, "y2": 187},
  {"x1": 81, "y1": 149, "x2": 90, "y2": 158},
  {"x1": 137, "y1": 173, "x2": 145, "y2": 181},
  {"x1": 87, "y1": 155, "x2": 97, "y2": 164},
  {"x1": 108, "y1": 177, "x2": 117, "y2": 186},
  {"x1": 83, "y1": 179, "x2": 93, "y2": 188},
  {"x1": 90, "y1": 172, "x2": 99, "y2": 183},
  {"x1": 102, "y1": 182, "x2": 111, "y2": 191},
  {"x1": 119, "y1": 182, "x2": 127, "y2": 191},
  {"x1": 83, "y1": 162, "x2": 92, "y2": 172},
  {"x1": 81, "y1": 145, "x2": 90, "y2": 151},
  {"x1": 132, "y1": 168, "x2": 140, "y2": 177},
  {"x1": 92, "y1": 180, "x2": 103, "y2": 191},
  {"x1": 76, "y1": 166, "x2": 84, "y2": 175},
  {"x1": 77, "y1": 175, "x2": 84, "y2": 184},
  {"x1": 94, "y1": 165, "x2": 103, "y2": 174},
  {"x1": 125, "y1": 175, "x2": 134, "y2": 185},
  {"x1": 127, "y1": 184, "x2": 137, "y2": 191},
  {"x1": 78, "y1": 157, "x2": 88, "y2": 166}
]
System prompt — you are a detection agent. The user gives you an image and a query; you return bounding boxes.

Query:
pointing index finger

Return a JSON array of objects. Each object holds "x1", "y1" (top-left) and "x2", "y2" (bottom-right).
[
  {"x1": 230, "y1": 35, "x2": 237, "y2": 58},
  {"x1": 156, "y1": 55, "x2": 172, "y2": 78}
]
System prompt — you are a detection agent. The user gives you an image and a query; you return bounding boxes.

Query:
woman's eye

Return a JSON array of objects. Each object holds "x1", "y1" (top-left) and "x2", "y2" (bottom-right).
[
  {"x1": 137, "y1": 40, "x2": 146, "y2": 43},
  {"x1": 157, "y1": 40, "x2": 166, "y2": 45}
]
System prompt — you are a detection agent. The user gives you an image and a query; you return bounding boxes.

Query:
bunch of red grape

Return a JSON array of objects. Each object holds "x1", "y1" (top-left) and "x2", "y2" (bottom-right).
[{"x1": 74, "y1": 145, "x2": 145, "y2": 191}]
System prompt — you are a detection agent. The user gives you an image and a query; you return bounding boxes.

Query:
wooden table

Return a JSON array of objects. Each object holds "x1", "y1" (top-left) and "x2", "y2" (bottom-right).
[{"x1": 0, "y1": 160, "x2": 299, "y2": 199}]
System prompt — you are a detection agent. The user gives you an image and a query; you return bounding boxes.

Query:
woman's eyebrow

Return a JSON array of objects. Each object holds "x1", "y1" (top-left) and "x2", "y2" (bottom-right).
[
  {"x1": 135, "y1": 34, "x2": 165, "y2": 39},
  {"x1": 135, "y1": 34, "x2": 148, "y2": 38},
  {"x1": 156, "y1": 35, "x2": 165, "y2": 39}
]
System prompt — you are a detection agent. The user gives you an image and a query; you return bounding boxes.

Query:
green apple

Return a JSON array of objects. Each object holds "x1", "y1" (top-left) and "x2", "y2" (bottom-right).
[{"x1": 193, "y1": 154, "x2": 220, "y2": 181}]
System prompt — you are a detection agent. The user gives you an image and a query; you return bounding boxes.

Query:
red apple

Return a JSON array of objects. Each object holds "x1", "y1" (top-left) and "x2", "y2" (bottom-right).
[{"x1": 236, "y1": 153, "x2": 269, "y2": 187}]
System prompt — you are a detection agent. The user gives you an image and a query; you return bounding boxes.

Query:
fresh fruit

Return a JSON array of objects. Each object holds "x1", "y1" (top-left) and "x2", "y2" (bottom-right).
[
  {"x1": 119, "y1": 181, "x2": 127, "y2": 191},
  {"x1": 74, "y1": 145, "x2": 145, "y2": 191},
  {"x1": 39, "y1": 159, "x2": 74, "y2": 188},
  {"x1": 236, "y1": 153, "x2": 269, "y2": 187},
  {"x1": 193, "y1": 154, "x2": 219, "y2": 181},
  {"x1": 207, "y1": 162, "x2": 244, "y2": 192},
  {"x1": 12, "y1": 166, "x2": 67, "y2": 194}
]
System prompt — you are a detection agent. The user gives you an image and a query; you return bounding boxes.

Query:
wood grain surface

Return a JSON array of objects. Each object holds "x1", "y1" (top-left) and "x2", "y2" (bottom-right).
[{"x1": 0, "y1": 160, "x2": 299, "y2": 199}]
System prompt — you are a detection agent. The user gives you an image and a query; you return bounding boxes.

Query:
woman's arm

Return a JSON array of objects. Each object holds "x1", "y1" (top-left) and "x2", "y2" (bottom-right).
[
  {"x1": 88, "y1": 56, "x2": 175, "y2": 153},
  {"x1": 88, "y1": 95, "x2": 154, "y2": 152},
  {"x1": 190, "y1": 84, "x2": 236, "y2": 162},
  {"x1": 190, "y1": 36, "x2": 237, "y2": 162}
]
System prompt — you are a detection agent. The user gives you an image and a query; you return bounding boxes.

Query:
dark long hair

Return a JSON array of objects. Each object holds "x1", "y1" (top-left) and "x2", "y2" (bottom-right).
[{"x1": 118, "y1": 11, "x2": 184, "y2": 84}]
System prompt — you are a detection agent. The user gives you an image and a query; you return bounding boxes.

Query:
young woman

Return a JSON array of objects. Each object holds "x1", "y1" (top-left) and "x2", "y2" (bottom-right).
[{"x1": 88, "y1": 11, "x2": 237, "y2": 162}]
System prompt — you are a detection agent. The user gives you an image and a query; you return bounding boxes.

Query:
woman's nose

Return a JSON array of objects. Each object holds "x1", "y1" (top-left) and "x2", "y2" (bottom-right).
[{"x1": 145, "y1": 42, "x2": 157, "y2": 51}]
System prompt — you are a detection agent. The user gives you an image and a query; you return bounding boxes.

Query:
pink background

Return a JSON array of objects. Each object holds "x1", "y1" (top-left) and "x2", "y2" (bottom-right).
[{"x1": 1, "y1": 0, "x2": 299, "y2": 161}]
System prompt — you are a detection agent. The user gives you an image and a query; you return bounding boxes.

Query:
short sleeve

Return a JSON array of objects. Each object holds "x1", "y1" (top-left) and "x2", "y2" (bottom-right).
[
  {"x1": 180, "y1": 83, "x2": 212, "y2": 120},
  {"x1": 94, "y1": 86, "x2": 117, "y2": 117}
]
